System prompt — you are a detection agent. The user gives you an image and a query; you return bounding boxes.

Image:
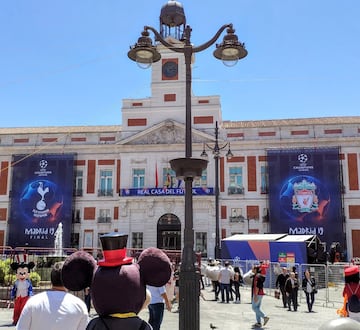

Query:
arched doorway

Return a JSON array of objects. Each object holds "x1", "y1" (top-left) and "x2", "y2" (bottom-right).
[{"x1": 157, "y1": 213, "x2": 181, "y2": 250}]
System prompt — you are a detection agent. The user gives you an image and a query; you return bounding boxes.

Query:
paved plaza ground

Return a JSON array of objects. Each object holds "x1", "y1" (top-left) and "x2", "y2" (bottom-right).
[{"x1": 0, "y1": 285, "x2": 349, "y2": 330}]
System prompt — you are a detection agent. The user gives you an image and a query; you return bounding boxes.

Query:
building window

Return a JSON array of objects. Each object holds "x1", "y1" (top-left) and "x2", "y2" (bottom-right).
[
  {"x1": 74, "y1": 170, "x2": 83, "y2": 196},
  {"x1": 70, "y1": 233, "x2": 79, "y2": 248},
  {"x1": 133, "y1": 168, "x2": 145, "y2": 188},
  {"x1": 72, "y1": 209, "x2": 81, "y2": 223},
  {"x1": 229, "y1": 208, "x2": 243, "y2": 222},
  {"x1": 163, "y1": 168, "x2": 181, "y2": 188},
  {"x1": 99, "y1": 170, "x2": 113, "y2": 196},
  {"x1": 228, "y1": 167, "x2": 244, "y2": 194},
  {"x1": 260, "y1": 165, "x2": 268, "y2": 194},
  {"x1": 194, "y1": 170, "x2": 207, "y2": 187},
  {"x1": 195, "y1": 232, "x2": 207, "y2": 256},
  {"x1": 84, "y1": 231, "x2": 94, "y2": 248},
  {"x1": 98, "y1": 209, "x2": 111, "y2": 223},
  {"x1": 97, "y1": 233, "x2": 107, "y2": 248},
  {"x1": 132, "y1": 232, "x2": 143, "y2": 248}
]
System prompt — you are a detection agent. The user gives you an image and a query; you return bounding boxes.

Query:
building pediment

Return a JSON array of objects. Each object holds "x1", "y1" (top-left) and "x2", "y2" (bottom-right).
[{"x1": 117, "y1": 120, "x2": 214, "y2": 145}]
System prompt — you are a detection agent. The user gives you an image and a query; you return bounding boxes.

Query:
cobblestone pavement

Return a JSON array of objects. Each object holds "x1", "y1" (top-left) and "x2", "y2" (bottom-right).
[{"x1": 0, "y1": 286, "x2": 345, "y2": 330}]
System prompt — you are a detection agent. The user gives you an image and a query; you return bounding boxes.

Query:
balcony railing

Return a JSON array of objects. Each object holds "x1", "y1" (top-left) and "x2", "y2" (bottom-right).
[
  {"x1": 229, "y1": 215, "x2": 245, "y2": 222},
  {"x1": 97, "y1": 217, "x2": 111, "y2": 223},
  {"x1": 73, "y1": 189, "x2": 83, "y2": 197},
  {"x1": 72, "y1": 217, "x2": 81, "y2": 224},
  {"x1": 98, "y1": 189, "x2": 113, "y2": 197},
  {"x1": 228, "y1": 186, "x2": 244, "y2": 195}
]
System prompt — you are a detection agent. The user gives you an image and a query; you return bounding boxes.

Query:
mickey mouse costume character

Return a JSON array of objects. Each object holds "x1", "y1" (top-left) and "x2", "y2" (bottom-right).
[
  {"x1": 10, "y1": 257, "x2": 35, "y2": 326},
  {"x1": 62, "y1": 232, "x2": 172, "y2": 330}
]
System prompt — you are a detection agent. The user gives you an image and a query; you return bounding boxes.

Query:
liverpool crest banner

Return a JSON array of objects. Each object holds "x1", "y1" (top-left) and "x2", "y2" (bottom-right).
[{"x1": 267, "y1": 147, "x2": 343, "y2": 250}]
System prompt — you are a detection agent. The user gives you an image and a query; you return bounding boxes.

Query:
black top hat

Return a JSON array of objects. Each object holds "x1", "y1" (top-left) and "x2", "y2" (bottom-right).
[{"x1": 98, "y1": 233, "x2": 133, "y2": 267}]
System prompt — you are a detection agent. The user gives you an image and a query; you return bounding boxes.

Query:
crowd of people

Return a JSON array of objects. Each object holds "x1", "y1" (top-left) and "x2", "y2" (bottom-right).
[
  {"x1": 274, "y1": 265, "x2": 318, "y2": 313},
  {"x1": 8, "y1": 249, "x2": 360, "y2": 330}
]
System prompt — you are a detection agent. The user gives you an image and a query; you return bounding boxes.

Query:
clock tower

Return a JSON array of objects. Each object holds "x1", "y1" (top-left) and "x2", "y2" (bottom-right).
[
  {"x1": 122, "y1": 1, "x2": 221, "y2": 134},
  {"x1": 148, "y1": 2, "x2": 189, "y2": 124}
]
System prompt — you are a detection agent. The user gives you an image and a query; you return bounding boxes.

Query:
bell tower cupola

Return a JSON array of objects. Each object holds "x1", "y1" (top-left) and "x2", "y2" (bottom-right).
[{"x1": 159, "y1": 1, "x2": 186, "y2": 40}]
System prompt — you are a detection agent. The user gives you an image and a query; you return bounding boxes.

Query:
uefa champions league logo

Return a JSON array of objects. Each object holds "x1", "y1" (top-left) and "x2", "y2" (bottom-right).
[
  {"x1": 39, "y1": 160, "x2": 48, "y2": 169},
  {"x1": 298, "y1": 153, "x2": 308, "y2": 163}
]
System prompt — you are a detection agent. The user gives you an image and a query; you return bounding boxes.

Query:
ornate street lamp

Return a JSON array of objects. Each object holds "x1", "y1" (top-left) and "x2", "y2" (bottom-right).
[
  {"x1": 128, "y1": 3, "x2": 247, "y2": 329},
  {"x1": 201, "y1": 121, "x2": 233, "y2": 259}
]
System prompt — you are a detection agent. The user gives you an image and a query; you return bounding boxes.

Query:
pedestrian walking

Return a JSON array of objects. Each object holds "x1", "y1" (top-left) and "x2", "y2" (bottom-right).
[
  {"x1": 205, "y1": 259, "x2": 221, "y2": 301},
  {"x1": 232, "y1": 266, "x2": 242, "y2": 303},
  {"x1": 302, "y1": 269, "x2": 317, "y2": 312},
  {"x1": 218, "y1": 261, "x2": 234, "y2": 303},
  {"x1": 251, "y1": 265, "x2": 270, "y2": 328},
  {"x1": 84, "y1": 287, "x2": 91, "y2": 313},
  {"x1": 147, "y1": 285, "x2": 172, "y2": 330},
  {"x1": 276, "y1": 267, "x2": 289, "y2": 308},
  {"x1": 285, "y1": 271, "x2": 299, "y2": 311}
]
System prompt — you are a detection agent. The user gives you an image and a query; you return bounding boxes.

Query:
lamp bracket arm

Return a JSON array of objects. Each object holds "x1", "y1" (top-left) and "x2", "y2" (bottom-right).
[
  {"x1": 204, "y1": 141, "x2": 229, "y2": 152},
  {"x1": 218, "y1": 142, "x2": 230, "y2": 151},
  {"x1": 204, "y1": 142, "x2": 212, "y2": 150},
  {"x1": 144, "y1": 26, "x2": 184, "y2": 53},
  {"x1": 192, "y1": 24, "x2": 232, "y2": 53}
]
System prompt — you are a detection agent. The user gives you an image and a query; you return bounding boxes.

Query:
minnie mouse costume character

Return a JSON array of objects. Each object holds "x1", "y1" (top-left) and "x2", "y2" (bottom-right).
[
  {"x1": 62, "y1": 232, "x2": 172, "y2": 330},
  {"x1": 10, "y1": 258, "x2": 35, "y2": 325}
]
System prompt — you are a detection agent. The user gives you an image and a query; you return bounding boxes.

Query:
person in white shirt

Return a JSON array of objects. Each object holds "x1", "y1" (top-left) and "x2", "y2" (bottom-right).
[
  {"x1": 146, "y1": 285, "x2": 172, "y2": 330},
  {"x1": 16, "y1": 261, "x2": 89, "y2": 330},
  {"x1": 218, "y1": 261, "x2": 234, "y2": 303}
]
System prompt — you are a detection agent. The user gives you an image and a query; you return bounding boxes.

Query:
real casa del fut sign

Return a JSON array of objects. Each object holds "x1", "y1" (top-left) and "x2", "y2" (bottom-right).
[{"x1": 120, "y1": 187, "x2": 214, "y2": 197}]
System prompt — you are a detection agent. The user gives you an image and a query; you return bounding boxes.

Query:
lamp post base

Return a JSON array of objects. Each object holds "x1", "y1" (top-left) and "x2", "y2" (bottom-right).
[
  {"x1": 179, "y1": 266, "x2": 200, "y2": 330},
  {"x1": 215, "y1": 246, "x2": 222, "y2": 260}
]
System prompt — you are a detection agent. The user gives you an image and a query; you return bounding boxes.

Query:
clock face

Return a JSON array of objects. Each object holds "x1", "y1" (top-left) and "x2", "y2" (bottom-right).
[{"x1": 162, "y1": 61, "x2": 178, "y2": 79}]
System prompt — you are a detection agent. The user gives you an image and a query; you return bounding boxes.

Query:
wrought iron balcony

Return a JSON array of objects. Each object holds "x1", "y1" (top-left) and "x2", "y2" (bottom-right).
[
  {"x1": 97, "y1": 217, "x2": 111, "y2": 223},
  {"x1": 98, "y1": 189, "x2": 113, "y2": 197},
  {"x1": 229, "y1": 215, "x2": 245, "y2": 223},
  {"x1": 228, "y1": 186, "x2": 244, "y2": 195}
]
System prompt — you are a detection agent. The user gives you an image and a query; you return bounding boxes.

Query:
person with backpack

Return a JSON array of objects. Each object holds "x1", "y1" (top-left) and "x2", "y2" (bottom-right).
[
  {"x1": 302, "y1": 269, "x2": 317, "y2": 312},
  {"x1": 342, "y1": 265, "x2": 360, "y2": 321}
]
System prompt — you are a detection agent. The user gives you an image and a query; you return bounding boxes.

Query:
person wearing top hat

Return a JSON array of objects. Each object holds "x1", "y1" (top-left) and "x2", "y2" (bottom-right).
[{"x1": 63, "y1": 232, "x2": 172, "y2": 330}]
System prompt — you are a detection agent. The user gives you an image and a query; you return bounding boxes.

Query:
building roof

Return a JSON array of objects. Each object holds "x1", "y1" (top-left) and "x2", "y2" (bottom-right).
[
  {"x1": 222, "y1": 233, "x2": 287, "y2": 241},
  {"x1": 223, "y1": 116, "x2": 360, "y2": 128}
]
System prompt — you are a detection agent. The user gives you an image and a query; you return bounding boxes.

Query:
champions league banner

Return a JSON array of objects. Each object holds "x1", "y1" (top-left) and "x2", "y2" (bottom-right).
[
  {"x1": 8, "y1": 154, "x2": 75, "y2": 249},
  {"x1": 267, "y1": 147, "x2": 343, "y2": 249}
]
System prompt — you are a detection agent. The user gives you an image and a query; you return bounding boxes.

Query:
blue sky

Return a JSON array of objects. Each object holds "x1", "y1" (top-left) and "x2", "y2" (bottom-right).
[{"x1": 1, "y1": 1, "x2": 359, "y2": 128}]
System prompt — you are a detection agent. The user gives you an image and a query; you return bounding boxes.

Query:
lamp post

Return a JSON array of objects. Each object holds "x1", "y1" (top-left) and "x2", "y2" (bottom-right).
[
  {"x1": 201, "y1": 121, "x2": 233, "y2": 260},
  {"x1": 128, "y1": 8, "x2": 247, "y2": 330}
]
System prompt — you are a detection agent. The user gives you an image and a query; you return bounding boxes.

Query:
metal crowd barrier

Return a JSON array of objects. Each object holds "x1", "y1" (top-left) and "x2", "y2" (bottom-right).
[{"x1": 202, "y1": 258, "x2": 351, "y2": 308}]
